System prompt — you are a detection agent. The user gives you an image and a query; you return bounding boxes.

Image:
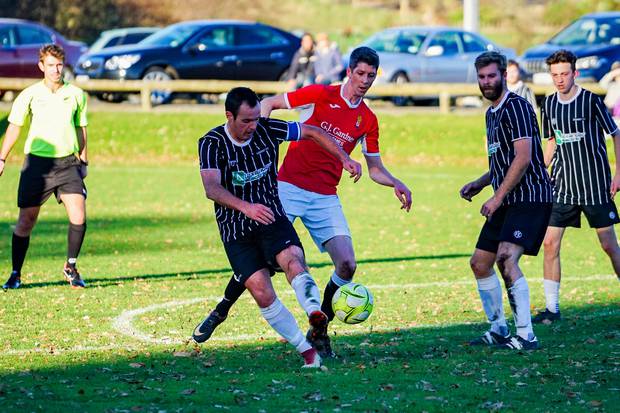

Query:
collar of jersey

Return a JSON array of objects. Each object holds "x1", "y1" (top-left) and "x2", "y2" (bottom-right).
[
  {"x1": 490, "y1": 90, "x2": 510, "y2": 113},
  {"x1": 224, "y1": 123, "x2": 252, "y2": 147},
  {"x1": 507, "y1": 80, "x2": 523, "y2": 92},
  {"x1": 556, "y1": 85, "x2": 582, "y2": 105},
  {"x1": 340, "y1": 83, "x2": 362, "y2": 109},
  {"x1": 38, "y1": 80, "x2": 69, "y2": 94}
]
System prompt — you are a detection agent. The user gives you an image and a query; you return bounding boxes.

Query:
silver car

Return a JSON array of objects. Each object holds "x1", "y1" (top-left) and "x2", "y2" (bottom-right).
[{"x1": 359, "y1": 26, "x2": 516, "y2": 85}]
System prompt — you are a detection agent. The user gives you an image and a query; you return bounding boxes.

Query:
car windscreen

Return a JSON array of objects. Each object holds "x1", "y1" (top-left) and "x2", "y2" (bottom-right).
[
  {"x1": 549, "y1": 17, "x2": 620, "y2": 46},
  {"x1": 364, "y1": 30, "x2": 426, "y2": 54},
  {"x1": 140, "y1": 23, "x2": 202, "y2": 47}
]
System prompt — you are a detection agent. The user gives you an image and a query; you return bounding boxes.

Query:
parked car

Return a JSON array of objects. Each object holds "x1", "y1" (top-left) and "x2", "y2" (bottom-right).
[
  {"x1": 88, "y1": 27, "x2": 159, "y2": 54},
  {"x1": 521, "y1": 11, "x2": 620, "y2": 84},
  {"x1": 0, "y1": 18, "x2": 87, "y2": 79},
  {"x1": 75, "y1": 20, "x2": 300, "y2": 104},
  {"x1": 352, "y1": 26, "x2": 515, "y2": 105}
]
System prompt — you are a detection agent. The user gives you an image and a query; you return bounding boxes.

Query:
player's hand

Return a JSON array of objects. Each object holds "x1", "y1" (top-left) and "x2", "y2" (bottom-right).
[
  {"x1": 460, "y1": 181, "x2": 483, "y2": 201},
  {"x1": 610, "y1": 172, "x2": 620, "y2": 199},
  {"x1": 243, "y1": 203, "x2": 275, "y2": 225},
  {"x1": 480, "y1": 195, "x2": 501, "y2": 219},
  {"x1": 343, "y1": 157, "x2": 362, "y2": 182},
  {"x1": 393, "y1": 180, "x2": 412, "y2": 212},
  {"x1": 79, "y1": 164, "x2": 88, "y2": 179}
]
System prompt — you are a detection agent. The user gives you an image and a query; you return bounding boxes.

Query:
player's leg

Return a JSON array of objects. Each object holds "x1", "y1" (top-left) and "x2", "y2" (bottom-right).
[
  {"x1": 322, "y1": 235, "x2": 356, "y2": 320},
  {"x1": 60, "y1": 193, "x2": 87, "y2": 288},
  {"x1": 469, "y1": 248, "x2": 510, "y2": 345},
  {"x1": 3, "y1": 207, "x2": 41, "y2": 290},
  {"x1": 276, "y1": 244, "x2": 322, "y2": 316},
  {"x1": 595, "y1": 225, "x2": 620, "y2": 279},
  {"x1": 245, "y1": 268, "x2": 320, "y2": 368},
  {"x1": 535, "y1": 226, "x2": 566, "y2": 323}
]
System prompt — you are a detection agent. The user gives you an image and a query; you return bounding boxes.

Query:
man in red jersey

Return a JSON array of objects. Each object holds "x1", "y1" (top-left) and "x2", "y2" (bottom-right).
[{"x1": 197, "y1": 47, "x2": 412, "y2": 358}]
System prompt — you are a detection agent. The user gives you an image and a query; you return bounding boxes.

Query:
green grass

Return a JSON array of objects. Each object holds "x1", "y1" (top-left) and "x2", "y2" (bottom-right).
[{"x1": 0, "y1": 111, "x2": 619, "y2": 412}]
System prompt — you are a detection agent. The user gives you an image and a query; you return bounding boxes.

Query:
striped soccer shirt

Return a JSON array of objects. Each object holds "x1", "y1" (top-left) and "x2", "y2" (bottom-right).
[
  {"x1": 486, "y1": 91, "x2": 552, "y2": 205},
  {"x1": 541, "y1": 87, "x2": 619, "y2": 205},
  {"x1": 198, "y1": 117, "x2": 301, "y2": 242}
]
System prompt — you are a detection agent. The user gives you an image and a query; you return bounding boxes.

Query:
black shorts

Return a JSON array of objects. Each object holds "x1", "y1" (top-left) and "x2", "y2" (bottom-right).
[
  {"x1": 18, "y1": 154, "x2": 86, "y2": 208},
  {"x1": 476, "y1": 202, "x2": 552, "y2": 256},
  {"x1": 549, "y1": 202, "x2": 620, "y2": 229},
  {"x1": 223, "y1": 216, "x2": 303, "y2": 284}
]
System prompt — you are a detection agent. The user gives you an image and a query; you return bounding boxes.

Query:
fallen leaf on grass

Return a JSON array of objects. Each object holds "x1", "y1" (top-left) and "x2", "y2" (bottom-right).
[
  {"x1": 129, "y1": 362, "x2": 145, "y2": 368},
  {"x1": 181, "y1": 388, "x2": 196, "y2": 395}
]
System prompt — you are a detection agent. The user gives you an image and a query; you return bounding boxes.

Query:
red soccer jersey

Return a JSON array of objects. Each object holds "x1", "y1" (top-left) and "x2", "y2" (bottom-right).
[{"x1": 278, "y1": 84, "x2": 380, "y2": 195}]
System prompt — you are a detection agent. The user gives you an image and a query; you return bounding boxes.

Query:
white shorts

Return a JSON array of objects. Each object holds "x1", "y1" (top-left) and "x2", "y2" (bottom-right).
[{"x1": 278, "y1": 181, "x2": 351, "y2": 252}]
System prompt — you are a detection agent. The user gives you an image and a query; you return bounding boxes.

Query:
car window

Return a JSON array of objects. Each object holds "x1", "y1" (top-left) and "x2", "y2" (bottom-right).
[
  {"x1": 460, "y1": 32, "x2": 488, "y2": 53},
  {"x1": 17, "y1": 26, "x2": 52, "y2": 45},
  {"x1": 396, "y1": 30, "x2": 426, "y2": 54},
  {"x1": 550, "y1": 17, "x2": 620, "y2": 46},
  {"x1": 237, "y1": 26, "x2": 288, "y2": 46},
  {"x1": 141, "y1": 23, "x2": 202, "y2": 47},
  {"x1": 194, "y1": 27, "x2": 234, "y2": 49},
  {"x1": 123, "y1": 32, "x2": 151, "y2": 44},
  {"x1": 104, "y1": 36, "x2": 123, "y2": 48},
  {"x1": 0, "y1": 26, "x2": 14, "y2": 47},
  {"x1": 427, "y1": 32, "x2": 461, "y2": 56},
  {"x1": 365, "y1": 30, "x2": 426, "y2": 54}
]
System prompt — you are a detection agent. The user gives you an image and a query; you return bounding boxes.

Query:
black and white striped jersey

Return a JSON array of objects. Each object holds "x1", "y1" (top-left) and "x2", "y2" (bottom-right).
[
  {"x1": 486, "y1": 91, "x2": 552, "y2": 205},
  {"x1": 198, "y1": 117, "x2": 302, "y2": 242},
  {"x1": 541, "y1": 87, "x2": 619, "y2": 205}
]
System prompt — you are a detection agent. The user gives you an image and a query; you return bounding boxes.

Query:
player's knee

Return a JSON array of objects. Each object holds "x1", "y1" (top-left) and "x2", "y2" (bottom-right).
[
  {"x1": 336, "y1": 258, "x2": 356, "y2": 279},
  {"x1": 600, "y1": 239, "x2": 620, "y2": 257},
  {"x1": 15, "y1": 217, "x2": 36, "y2": 235},
  {"x1": 469, "y1": 256, "x2": 490, "y2": 277},
  {"x1": 543, "y1": 237, "x2": 560, "y2": 256}
]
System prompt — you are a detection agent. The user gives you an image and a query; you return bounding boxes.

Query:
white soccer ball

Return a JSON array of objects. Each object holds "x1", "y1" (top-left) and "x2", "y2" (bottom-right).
[{"x1": 331, "y1": 282, "x2": 374, "y2": 324}]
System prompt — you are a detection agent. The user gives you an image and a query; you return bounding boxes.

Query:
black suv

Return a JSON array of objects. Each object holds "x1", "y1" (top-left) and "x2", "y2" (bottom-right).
[{"x1": 75, "y1": 20, "x2": 300, "y2": 103}]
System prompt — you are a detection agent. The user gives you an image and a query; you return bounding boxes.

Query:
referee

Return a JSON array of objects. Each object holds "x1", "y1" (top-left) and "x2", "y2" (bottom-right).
[
  {"x1": 460, "y1": 51, "x2": 552, "y2": 350},
  {"x1": 534, "y1": 50, "x2": 620, "y2": 323},
  {"x1": 0, "y1": 44, "x2": 88, "y2": 289}
]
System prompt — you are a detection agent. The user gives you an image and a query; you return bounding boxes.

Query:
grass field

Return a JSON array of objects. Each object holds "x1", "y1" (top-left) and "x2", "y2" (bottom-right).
[{"x1": 0, "y1": 110, "x2": 619, "y2": 412}]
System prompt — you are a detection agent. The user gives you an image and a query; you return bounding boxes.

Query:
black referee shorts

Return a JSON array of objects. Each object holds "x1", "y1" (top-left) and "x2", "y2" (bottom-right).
[
  {"x1": 476, "y1": 202, "x2": 552, "y2": 256},
  {"x1": 223, "y1": 216, "x2": 304, "y2": 284},
  {"x1": 18, "y1": 154, "x2": 86, "y2": 208},
  {"x1": 549, "y1": 202, "x2": 620, "y2": 229}
]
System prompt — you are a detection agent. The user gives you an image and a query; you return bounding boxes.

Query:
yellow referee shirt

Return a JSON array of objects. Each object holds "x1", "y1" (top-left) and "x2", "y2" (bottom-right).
[{"x1": 8, "y1": 81, "x2": 88, "y2": 158}]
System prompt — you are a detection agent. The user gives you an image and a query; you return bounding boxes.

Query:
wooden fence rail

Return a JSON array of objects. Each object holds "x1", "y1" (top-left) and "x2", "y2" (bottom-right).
[{"x1": 0, "y1": 77, "x2": 606, "y2": 113}]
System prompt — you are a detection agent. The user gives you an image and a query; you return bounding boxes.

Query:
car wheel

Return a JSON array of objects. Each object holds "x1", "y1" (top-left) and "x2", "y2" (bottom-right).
[
  {"x1": 391, "y1": 72, "x2": 410, "y2": 106},
  {"x1": 142, "y1": 66, "x2": 174, "y2": 105}
]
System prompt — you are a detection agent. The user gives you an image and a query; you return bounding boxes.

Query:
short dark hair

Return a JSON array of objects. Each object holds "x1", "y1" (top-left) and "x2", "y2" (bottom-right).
[
  {"x1": 545, "y1": 49, "x2": 576, "y2": 71},
  {"x1": 475, "y1": 51, "x2": 507, "y2": 73},
  {"x1": 349, "y1": 46, "x2": 379, "y2": 70},
  {"x1": 507, "y1": 59, "x2": 520, "y2": 68},
  {"x1": 39, "y1": 44, "x2": 65, "y2": 62},
  {"x1": 225, "y1": 87, "x2": 259, "y2": 118}
]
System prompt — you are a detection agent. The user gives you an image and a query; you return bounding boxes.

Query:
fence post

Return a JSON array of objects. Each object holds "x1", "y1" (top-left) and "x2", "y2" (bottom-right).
[
  {"x1": 439, "y1": 91, "x2": 450, "y2": 114},
  {"x1": 141, "y1": 85, "x2": 152, "y2": 111}
]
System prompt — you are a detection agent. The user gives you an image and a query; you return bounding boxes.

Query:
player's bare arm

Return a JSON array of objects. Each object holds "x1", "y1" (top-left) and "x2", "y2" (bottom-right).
[
  {"x1": 0, "y1": 123, "x2": 22, "y2": 177},
  {"x1": 610, "y1": 129, "x2": 620, "y2": 198},
  {"x1": 260, "y1": 95, "x2": 288, "y2": 118},
  {"x1": 543, "y1": 136, "x2": 556, "y2": 168},
  {"x1": 200, "y1": 169, "x2": 275, "y2": 225},
  {"x1": 460, "y1": 172, "x2": 491, "y2": 201},
  {"x1": 301, "y1": 124, "x2": 362, "y2": 182},
  {"x1": 364, "y1": 155, "x2": 412, "y2": 212},
  {"x1": 480, "y1": 138, "x2": 532, "y2": 218},
  {"x1": 77, "y1": 126, "x2": 88, "y2": 178}
]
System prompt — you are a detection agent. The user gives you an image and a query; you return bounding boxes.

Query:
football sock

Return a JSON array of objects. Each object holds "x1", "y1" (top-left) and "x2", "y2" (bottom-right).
[
  {"x1": 543, "y1": 279, "x2": 560, "y2": 313},
  {"x1": 321, "y1": 272, "x2": 350, "y2": 321},
  {"x1": 215, "y1": 275, "x2": 246, "y2": 317},
  {"x1": 67, "y1": 223, "x2": 86, "y2": 266},
  {"x1": 11, "y1": 233, "x2": 30, "y2": 274},
  {"x1": 291, "y1": 271, "x2": 321, "y2": 315},
  {"x1": 260, "y1": 298, "x2": 311, "y2": 353},
  {"x1": 507, "y1": 276, "x2": 534, "y2": 340},
  {"x1": 476, "y1": 271, "x2": 508, "y2": 336}
]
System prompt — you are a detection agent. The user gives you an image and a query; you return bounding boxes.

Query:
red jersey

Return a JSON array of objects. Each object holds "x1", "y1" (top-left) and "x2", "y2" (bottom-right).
[{"x1": 278, "y1": 84, "x2": 380, "y2": 195}]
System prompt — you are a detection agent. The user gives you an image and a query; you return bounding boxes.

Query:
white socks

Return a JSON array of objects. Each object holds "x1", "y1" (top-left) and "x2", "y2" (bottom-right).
[
  {"x1": 476, "y1": 271, "x2": 508, "y2": 336},
  {"x1": 507, "y1": 277, "x2": 534, "y2": 340},
  {"x1": 543, "y1": 279, "x2": 560, "y2": 313},
  {"x1": 260, "y1": 298, "x2": 311, "y2": 354},
  {"x1": 331, "y1": 271, "x2": 349, "y2": 287},
  {"x1": 290, "y1": 271, "x2": 321, "y2": 315}
]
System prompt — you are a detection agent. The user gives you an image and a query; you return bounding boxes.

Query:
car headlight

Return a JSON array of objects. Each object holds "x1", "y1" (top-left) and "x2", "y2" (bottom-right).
[
  {"x1": 104, "y1": 54, "x2": 141, "y2": 71},
  {"x1": 576, "y1": 56, "x2": 601, "y2": 70}
]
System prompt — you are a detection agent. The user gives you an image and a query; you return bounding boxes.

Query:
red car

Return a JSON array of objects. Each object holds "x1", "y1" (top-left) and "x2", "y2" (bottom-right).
[{"x1": 0, "y1": 18, "x2": 87, "y2": 79}]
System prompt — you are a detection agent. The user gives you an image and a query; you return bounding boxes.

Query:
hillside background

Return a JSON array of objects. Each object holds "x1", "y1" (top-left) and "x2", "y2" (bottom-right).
[{"x1": 0, "y1": 0, "x2": 618, "y2": 52}]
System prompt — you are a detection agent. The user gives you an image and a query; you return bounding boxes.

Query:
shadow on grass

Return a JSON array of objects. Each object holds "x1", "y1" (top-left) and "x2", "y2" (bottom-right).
[
  {"x1": 16, "y1": 252, "x2": 471, "y2": 289},
  {"x1": 0, "y1": 303, "x2": 618, "y2": 411}
]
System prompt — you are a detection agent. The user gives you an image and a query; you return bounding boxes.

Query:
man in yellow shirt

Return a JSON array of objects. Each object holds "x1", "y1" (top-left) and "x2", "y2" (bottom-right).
[{"x1": 0, "y1": 44, "x2": 89, "y2": 289}]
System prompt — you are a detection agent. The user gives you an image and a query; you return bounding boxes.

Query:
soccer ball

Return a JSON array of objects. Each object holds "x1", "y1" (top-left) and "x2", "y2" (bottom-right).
[{"x1": 331, "y1": 282, "x2": 374, "y2": 324}]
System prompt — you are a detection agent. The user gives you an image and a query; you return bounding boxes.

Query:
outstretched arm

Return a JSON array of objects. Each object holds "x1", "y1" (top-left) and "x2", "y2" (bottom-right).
[
  {"x1": 0, "y1": 123, "x2": 22, "y2": 177},
  {"x1": 460, "y1": 172, "x2": 491, "y2": 201},
  {"x1": 364, "y1": 154, "x2": 412, "y2": 211},
  {"x1": 301, "y1": 124, "x2": 362, "y2": 182},
  {"x1": 260, "y1": 94, "x2": 288, "y2": 118}
]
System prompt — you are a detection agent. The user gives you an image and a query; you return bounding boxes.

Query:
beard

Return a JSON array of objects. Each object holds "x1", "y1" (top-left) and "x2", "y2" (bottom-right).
[{"x1": 479, "y1": 80, "x2": 504, "y2": 102}]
